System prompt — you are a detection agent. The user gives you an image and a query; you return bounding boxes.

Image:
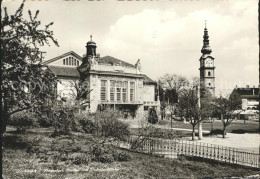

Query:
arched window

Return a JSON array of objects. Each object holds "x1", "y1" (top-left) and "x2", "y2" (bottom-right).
[
  {"x1": 69, "y1": 58, "x2": 71, "y2": 65},
  {"x1": 66, "y1": 58, "x2": 68, "y2": 65},
  {"x1": 74, "y1": 59, "x2": 76, "y2": 66},
  {"x1": 209, "y1": 83, "x2": 211, "y2": 86},
  {"x1": 77, "y1": 61, "x2": 79, "y2": 66},
  {"x1": 63, "y1": 59, "x2": 65, "y2": 65},
  {"x1": 208, "y1": 71, "x2": 211, "y2": 76}
]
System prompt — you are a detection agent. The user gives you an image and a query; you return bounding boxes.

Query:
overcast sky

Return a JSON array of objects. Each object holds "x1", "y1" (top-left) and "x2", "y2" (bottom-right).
[{"x1": 3, "y1": 0, "x2": 259, "y2": 96}]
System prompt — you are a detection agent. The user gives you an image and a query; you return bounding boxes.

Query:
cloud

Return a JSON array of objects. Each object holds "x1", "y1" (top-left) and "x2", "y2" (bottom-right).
[{"x1": 102, "y1": 0, "x2": 258, "y2": 95}]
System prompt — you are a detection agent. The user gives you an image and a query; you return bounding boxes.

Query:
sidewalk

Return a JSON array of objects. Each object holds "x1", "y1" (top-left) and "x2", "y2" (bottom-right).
[{"x1": 126, "y1": 120, "x2": 259, "y2": 153}]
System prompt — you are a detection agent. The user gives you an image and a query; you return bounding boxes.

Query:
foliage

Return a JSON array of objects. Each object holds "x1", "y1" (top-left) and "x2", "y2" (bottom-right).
[
  {"x1": 72, "y1": 153, "x2": 90, "y2": 165},
  {"x1": 148, "y1": 108, "x2": 158, "y2": 124},
  {"x1": 178, "y1": 79, "x2": 213, "y2": 140},
  {"x1": 94, "y1": 108, "x2": 130, "y2": 141},
  {"x1": 118, "y1": 152, "x2": 132, "y2": 161},
  {"x1": 213, "y1": 95, "x2": 241, "y2": 138},
  {"x1": 90, "y1": 144, "x2": 131, "y2": 163},
  {"x1": 209, "y1": 129, "x2": 226, "y2": 136},
  {"x1": 158, "y1": 74, "x2": 189, "y2": 104},
  {"x1": 1, "y1": 1, "x2": 59, "y2": 134},
  {"x1": 8, "y1": 111, "x2": 37, "y2": 133},
  {"x1": 76, "y1": 113, "x2": 96, "y2": 134},
  {"x1": 49, "y1": 104, "x2": 78, "y2": 137}
]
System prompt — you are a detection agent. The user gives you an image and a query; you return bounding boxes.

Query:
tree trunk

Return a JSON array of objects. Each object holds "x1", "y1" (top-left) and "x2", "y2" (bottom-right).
[
  {"x1": 223, "y1": 126, "x2": 226, "y2": 138},
  {"x1": 1, "y1": 102, "x2": 9, "y2": 135},
  {"x1": 192, "y1": 125, "x2": 195, "y2": 141}
]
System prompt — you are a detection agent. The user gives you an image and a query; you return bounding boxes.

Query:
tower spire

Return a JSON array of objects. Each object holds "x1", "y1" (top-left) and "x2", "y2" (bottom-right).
[{"x1": 201, "y1": 21, "x2": 212, "y2": 54}]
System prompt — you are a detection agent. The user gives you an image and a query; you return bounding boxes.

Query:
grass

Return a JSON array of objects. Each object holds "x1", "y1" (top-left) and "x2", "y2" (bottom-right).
[
  {"x1": 3, "y1": 127, "x2": 260, "y2": 179},
  {"x1": 157, "y1": 120, "x2": 259, "y2": 133}
]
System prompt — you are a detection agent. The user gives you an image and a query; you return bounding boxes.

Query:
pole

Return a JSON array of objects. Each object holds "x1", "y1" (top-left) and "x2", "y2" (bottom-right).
[
  {"x1": 171, "y1": 112, "x2": 173, "y2": 128},
  {"x1": 198, "y1": 85, "x2": 203, "y2": 140}
]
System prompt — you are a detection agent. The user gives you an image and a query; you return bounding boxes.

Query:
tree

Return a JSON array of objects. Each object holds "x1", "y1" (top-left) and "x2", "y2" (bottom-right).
[
  {"x1": 178, "y1": 78, "x2": 213, "y2": 140},
  {"x1": 213, "y1": 95, "x2": 240, "y2": 138},
  {"x1": 159, "y1": 74, "x2": 188, "y2": 104},
  {"x1": 1, "y1": 1, "x2": 59, "y2": 134},
  {"x1": 179, "y1": 87, "x2": 201, "y2": 140}
]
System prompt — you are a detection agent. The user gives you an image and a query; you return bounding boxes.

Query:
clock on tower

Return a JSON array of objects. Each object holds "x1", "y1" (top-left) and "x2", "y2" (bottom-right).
[{"x1": 199, "y1": 22, "x2": 215, "y2": 96}]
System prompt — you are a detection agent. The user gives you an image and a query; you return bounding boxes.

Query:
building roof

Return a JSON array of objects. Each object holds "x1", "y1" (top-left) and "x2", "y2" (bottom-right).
[
  {"x1": 42, "y1": 51, "x2": 82, "y2": 65},
  {"x1": 231, "y1": 87, "x2": 259, "y2": 100},
  {"x1": 143, "y1": 74, "x2": 156, "y2": 84},
  {"x1": 48, "y1": 66, "x2": 80, "y2": 78},
  {"x1": 99, "y1": 56, "x2": 135, "y2": 68}
]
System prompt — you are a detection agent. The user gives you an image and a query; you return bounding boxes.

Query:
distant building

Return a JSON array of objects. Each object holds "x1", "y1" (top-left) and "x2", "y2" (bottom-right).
[
  {"x1": 230, "y1": 86, "x2": 259, "y2": 110},
  {"x1": 199, "y1": 22, "x2": 215, "y2": 96},
  {"x1": 43, "y1": 36, "x2": 159, "y2": 119}
]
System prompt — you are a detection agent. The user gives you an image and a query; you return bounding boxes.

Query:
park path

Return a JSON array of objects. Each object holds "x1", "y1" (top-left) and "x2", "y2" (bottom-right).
[{"x1": 125, "y1": 119, "x2": 259, "y2": 153}]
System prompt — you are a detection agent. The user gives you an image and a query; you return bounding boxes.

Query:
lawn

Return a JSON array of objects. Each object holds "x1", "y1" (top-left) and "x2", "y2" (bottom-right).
[
  {"x1": 158, "y1": 119, "x2": 259, "y2": 133},
  {"x1": 2, "y1": 127, "x2": 260, "y2": 179}
]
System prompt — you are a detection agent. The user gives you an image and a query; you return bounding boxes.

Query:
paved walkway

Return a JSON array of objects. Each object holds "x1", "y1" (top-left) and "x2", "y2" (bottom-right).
[{"x1": 125, "y1": 119, "x2": 259, "y2": 153}]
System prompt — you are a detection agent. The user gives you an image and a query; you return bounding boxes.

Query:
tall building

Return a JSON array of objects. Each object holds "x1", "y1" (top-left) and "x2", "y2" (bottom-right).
[
  {"x1": 199, "y1": 22, "x2": 215, "y2": 96},
  {"x1": 43, "y1": 36, "x2": 159, "y2": 119}
]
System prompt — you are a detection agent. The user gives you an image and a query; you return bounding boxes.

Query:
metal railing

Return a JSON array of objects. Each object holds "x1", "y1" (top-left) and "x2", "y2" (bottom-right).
[{"x1": 115, "y1": 136, "x2": 260, "y2": 168}]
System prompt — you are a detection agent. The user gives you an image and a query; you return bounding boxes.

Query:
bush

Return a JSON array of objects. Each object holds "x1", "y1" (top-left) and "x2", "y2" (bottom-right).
[
  {"x1": 157, "y1": 120, "x2": 169, "y2": 126},
  {"x1": 38, "y1": 116, "x2": 53, "y2": 128},
  {"x1": 72, "y1": 154, "x2": 90, "y2": 165},
  {"x1": 99, "y1": 154, "x2": 114, "y2": 163},
  {"x1": 8, "y1": 111, "x2": 37, "y2": 133},
  {"x1": 148, "y1": 108, "x2": 158, "y2": 124},
  {"x1": 118, "y1": 152, "x2": 131, "y2": 161},
  {"x1": 95, "y1": 108, "x2": 130, "y2": 141},
  {"x1": 76, "y1": 113, "x2": 96, "y2": 134},
  {"x1": 90, "y1": 144, "x2": 130, "y2": 163},
  {"x1": 209, "y1": 129, "x2": 226, "y2": 136}
]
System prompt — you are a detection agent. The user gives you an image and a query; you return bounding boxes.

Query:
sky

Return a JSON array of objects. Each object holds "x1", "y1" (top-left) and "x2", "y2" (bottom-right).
[{"x1": 3, "y1": 0, "x2": 259, "y2": 96}]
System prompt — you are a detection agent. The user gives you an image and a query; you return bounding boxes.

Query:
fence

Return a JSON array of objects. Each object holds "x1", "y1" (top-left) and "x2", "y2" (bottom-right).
[{"x1": 115, "y1": 136, "x2": 260, "y2": 169}]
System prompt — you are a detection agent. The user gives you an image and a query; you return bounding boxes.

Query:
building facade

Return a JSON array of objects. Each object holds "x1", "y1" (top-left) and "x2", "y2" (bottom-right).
[
  {"x1": 230, "y1": 86, "x2": 259, "y2": 110},
  {"x1": 199, "y1": 23, "x2": 215, "y2": 96},
  {"x1": 43, "y1": 36, "x2": 159, "y2": 119}
]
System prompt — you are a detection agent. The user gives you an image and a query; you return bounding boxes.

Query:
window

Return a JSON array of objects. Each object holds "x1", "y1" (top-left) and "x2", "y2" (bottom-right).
[
  {"x1": 74, "y1": 59, "x2": 76, "y2": 66},
  {"x1": 110, "y1": 81, "x2": 115, "y2": 101},
  {"x1": 63, "y1": 59, "x2": 65, "y2": 65},
  {"x1": 100, "y1": 80, "x2": 107, "y2": 101},
  {"x1": 130, "y1": 82, "x2": 135, "y2": 102},
  {"x1": 77, "y1": 61, "x2": 79, "y2": 66},
  {"x1": 209, "y1": 83, "x2": 211, "y2": 86},
  {"x1": 69, "y1": 58, "x2": 71, "y2": 65},
  {"x1": 66, "y1": 58, "x2": 68, "y2": 65},
  {"x1": 122, "y1": 81, "x2": 128, "y2": 102},
  {"x1": 116, "y1": 81, "x2": 122, "y2": 102},
  {"x1": 208, "y1": 71, "x2": 211, "y2": 76}
]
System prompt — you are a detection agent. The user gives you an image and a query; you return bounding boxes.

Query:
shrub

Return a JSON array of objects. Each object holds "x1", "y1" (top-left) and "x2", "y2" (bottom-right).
[
  {"x1": 99, "y1": 153, "x2": 114, "y2": 163},
  {"x1": 38, "y1": 116, "x2": 53, "y2": 128},
  {"x1": 95, "y1": 108, "x2": 130, "y2": 141},
  {"x1": 72, "y1": 154, "x2": 90, "y2": 165},
  {"x1": 148, "y1": 108, "x2": 158, "y2": 124},
  {"x1": 209, "y1": 129, "x2": 226, "y2": 136},
  {"x1": 76, "y1": 113, "x2": 96, "y2": 134},
  {"x1": 157, "y1": 120, "x2": 169, "y2": 126},
  {"x1": 8, "y1": 111, "x2": 37, "y2": 133},
  {"x1": 118, "y1": 152, "x2": 131, "y2": 161}
]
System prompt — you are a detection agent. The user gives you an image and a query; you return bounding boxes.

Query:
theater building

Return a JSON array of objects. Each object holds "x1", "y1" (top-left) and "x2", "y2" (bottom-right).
[{"x1": 43, "y1": 36, "x2": 160, "y2": 118}]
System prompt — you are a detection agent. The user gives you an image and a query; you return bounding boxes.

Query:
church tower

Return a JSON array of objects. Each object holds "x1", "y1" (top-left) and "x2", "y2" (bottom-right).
[{"x1": 199, "y1": 22, "x2": 215, "y2": 96}]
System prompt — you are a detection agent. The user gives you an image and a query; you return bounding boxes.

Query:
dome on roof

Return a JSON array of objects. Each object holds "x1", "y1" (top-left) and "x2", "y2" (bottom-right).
[{"x1": 86, "y1": 35, "x2": 96, "y2": 46}]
